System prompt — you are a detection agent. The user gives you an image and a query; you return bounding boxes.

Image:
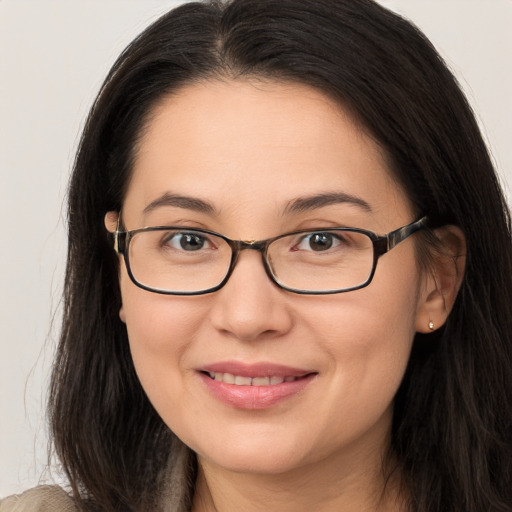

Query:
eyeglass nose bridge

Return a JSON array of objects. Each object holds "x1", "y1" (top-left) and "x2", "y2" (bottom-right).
[
  {"x1": 229, "y1": 238, "x2": 270, "y2": 252},
  {"x1": 228, "y1": 238, "x2": 271, "y2": 261},
  {"x1": 222, "y1": 238, "x2": 276, "y2": 288}
]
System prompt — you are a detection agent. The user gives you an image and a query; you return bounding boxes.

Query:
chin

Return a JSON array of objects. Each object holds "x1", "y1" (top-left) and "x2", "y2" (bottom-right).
[
  {"x1": 202, "y1": 449, "x2": 307, "y2": 476},
  {"x1": 184, "y1": 427, "x2": 313, "y2": 475}
]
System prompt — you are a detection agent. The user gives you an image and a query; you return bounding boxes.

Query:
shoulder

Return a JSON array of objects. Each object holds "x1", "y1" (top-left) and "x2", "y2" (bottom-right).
[{"x1": 0, "y1": 486, "x2": 77, "y2": 512}]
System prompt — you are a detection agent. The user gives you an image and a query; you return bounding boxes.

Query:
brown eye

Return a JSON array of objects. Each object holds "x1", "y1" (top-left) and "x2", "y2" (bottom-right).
[
  {"x1": 179, "y1": 233, "x2": 205, "y2": 251},
  {"x1": 308, "y1": 233, "x2": 333, "y2": 251},
  {"x1": 296, "y1": 232, "x2": 342, "y2": 252},
  {"x1": 163, "y1": 232, "x2": 210, "y2": 251}
]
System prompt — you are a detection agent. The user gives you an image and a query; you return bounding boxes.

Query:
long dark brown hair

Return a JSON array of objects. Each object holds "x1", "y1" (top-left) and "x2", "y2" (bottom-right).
[{"x1": 49, "y1": 1, "x2": 512, "y2": 511}]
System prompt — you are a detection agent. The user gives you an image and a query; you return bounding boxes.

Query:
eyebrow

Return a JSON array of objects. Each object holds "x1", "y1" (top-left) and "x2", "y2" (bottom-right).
[
  {"x1": 143, "y1": 192, "x2": 217, "y2": 216},
  {"x1": 284, "y1": 192, "x2": 372, "y2": 215},
  {"x1": 142, "y1": 191, "x2": 371, "y2": 217}
]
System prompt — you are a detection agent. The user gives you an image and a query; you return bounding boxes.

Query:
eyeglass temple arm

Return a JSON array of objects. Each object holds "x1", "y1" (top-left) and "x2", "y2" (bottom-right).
[
  {"x1": 113, "y1": 216, "x2": 126, "y2": 255},
  {"x1": 386, "y1": 216, "x2": 428, "y2": 251}
]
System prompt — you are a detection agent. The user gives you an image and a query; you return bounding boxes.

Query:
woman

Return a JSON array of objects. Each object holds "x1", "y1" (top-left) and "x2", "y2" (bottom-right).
[{"x1": 2, "y1": 0, "x2": 511, "y2": 511}]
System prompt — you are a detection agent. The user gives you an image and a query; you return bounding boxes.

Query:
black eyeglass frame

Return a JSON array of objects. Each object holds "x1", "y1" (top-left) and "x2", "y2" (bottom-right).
[{"x1": 112, "y1": 216, "x2": 428, "y2": 296}]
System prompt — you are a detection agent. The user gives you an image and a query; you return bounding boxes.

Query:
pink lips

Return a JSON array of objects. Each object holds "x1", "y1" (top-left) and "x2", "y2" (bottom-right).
[{"x1": 198, "y1": 361, "x2": 317, "y2": 410}]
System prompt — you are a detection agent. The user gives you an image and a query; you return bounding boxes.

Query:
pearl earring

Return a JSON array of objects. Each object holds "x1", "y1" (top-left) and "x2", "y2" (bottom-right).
[{"x1": 428, "y1": 320, "x2": 434, "y2": 331}]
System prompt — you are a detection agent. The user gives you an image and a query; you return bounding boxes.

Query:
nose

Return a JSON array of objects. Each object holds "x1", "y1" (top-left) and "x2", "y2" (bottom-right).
[{"x1": 209, "y1": 250, "x2": 294, "y2": 342}]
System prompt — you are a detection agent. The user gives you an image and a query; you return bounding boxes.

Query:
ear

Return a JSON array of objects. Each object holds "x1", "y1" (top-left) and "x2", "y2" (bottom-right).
[
  {"x1": 104, "y1": 211, "x2": 119, "y2": 233},
  {"x1": 415, "y1": 225, "x2": 466, "y2": 333}
]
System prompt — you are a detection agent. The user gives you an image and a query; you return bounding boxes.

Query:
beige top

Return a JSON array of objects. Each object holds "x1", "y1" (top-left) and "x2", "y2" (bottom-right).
[
  {"x1": 0, "y1": 486, "x2": 76, "y2": 512},
  {"x1": 0, "y1": 444, "x2": 194, "y2": 512}
]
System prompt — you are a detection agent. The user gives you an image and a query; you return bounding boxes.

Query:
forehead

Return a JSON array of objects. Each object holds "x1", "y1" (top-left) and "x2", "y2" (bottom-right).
[
  {"x1": 124, "y1": 79, "x2": 412, "y2": 231},
  {"x1": 136, "y1": 79, "x2": 379, "y2": 169}
]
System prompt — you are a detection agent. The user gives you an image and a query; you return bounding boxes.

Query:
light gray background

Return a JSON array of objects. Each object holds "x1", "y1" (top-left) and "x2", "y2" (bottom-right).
[{"x1": 1, "y1": 0, "x2": 511, "y2": 496}]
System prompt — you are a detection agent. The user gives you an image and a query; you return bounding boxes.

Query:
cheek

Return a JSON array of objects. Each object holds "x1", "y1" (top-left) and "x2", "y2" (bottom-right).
[
  {"x1": 307, "y1": 298, "x2": 415, "y2": 397},
  {"x1": 119, "y1": 270, "x2": 206, "y2": 407},
  {"x1": 304, "y1": 257, "x2": 421, "y2": 424}
]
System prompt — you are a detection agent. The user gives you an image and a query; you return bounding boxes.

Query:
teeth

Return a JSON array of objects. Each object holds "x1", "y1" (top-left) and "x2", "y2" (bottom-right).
[
  {"x1": 235, "y1": 375, "x2": 252, "y2": 386},
  {"x1": 252, "y1": 376, "x2": 270, "y2": 386},
  {"x1": 222, "y1": 373, "x2": 235, "y2": 384},
  {"x1": 207, "y1": 372, "x2": 298, "y2": 386}
]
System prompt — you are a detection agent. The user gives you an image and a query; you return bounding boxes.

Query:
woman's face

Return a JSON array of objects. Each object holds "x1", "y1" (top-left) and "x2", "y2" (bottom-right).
[{"x1": 114, "y1": 80, "x2": 428, "y2": 477}]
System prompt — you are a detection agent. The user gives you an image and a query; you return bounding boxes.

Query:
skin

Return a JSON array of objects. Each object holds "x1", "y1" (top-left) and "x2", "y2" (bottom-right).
[{"x1": 106, "y1": 80, "x2": 461, "y2": 511}]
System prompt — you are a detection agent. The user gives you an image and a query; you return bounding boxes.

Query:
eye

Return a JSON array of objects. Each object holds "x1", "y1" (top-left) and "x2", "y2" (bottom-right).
[
  {"x1": 296, "y1": 232, "x2": 343, "y2": 252},
  {"x1": 163, "y1": 232, "x2": 213, "y2": 251}
]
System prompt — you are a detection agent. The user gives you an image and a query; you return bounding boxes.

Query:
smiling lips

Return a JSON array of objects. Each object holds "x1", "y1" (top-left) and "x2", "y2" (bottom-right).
[{"x1": 199, "y1": 362, "x2": 316, "y2": 409}]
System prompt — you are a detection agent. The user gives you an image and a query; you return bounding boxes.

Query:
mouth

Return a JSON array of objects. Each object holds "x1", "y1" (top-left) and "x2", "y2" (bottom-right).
[{"x1": 198, "y1": 362, "x2": 317, "y2": 410}]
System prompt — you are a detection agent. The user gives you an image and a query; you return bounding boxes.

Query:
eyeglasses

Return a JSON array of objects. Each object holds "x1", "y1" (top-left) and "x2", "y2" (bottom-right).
[{"x1": 112, "y1": 216, "x2": 427, "y2": 295}]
